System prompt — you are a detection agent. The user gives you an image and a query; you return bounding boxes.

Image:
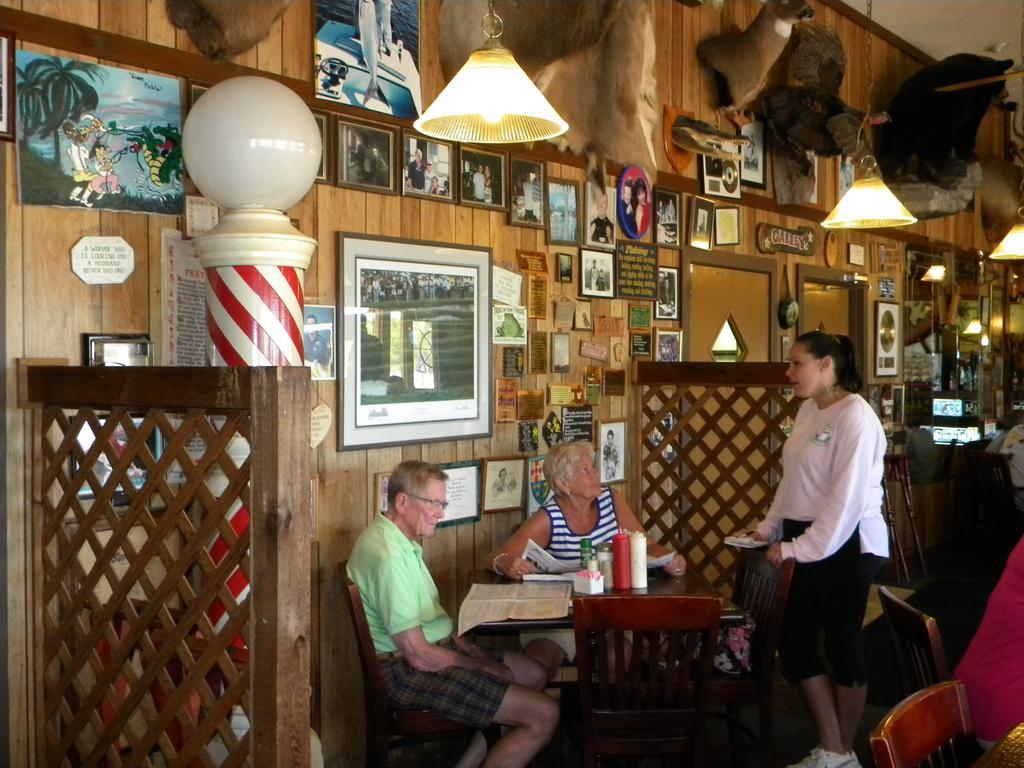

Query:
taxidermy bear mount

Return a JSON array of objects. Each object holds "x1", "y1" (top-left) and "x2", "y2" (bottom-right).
[
  {"x1": 697, "y1": 0, "x2": 815, "y2": 126},
  {"x1": 166, "y1": 0, "x2": 296, "y2": 61},
  {"x1": 878, "y1": 54, "x2": 1013, "y2": 187},
  {"x1": 438, "y1": 0, "x2": 658, "y2": 188}
]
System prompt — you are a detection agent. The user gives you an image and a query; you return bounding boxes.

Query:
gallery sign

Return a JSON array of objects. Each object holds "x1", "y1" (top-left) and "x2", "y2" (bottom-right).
[
  {"x1": 72, "y1": 236, "x2": 135, "y2": 284},
  {"x1": 755, "y1": 224, "x2": 816, "y2": 257}
]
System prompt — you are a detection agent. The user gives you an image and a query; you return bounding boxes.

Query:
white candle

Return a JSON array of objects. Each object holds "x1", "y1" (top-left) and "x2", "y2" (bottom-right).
[{"x1": 629, "y1": 531, "x2": 647, "y2": 589}]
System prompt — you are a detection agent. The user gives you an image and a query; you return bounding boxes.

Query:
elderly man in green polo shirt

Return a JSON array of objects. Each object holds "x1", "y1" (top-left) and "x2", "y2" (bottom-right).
[{"x1": 348, "y1": 460, "x2": 558, "y2": 768}]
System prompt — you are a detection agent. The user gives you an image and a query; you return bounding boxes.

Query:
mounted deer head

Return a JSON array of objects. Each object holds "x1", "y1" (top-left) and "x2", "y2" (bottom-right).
[{"x1": 165, "y1": 0, "x2": 295, "y2": 61}]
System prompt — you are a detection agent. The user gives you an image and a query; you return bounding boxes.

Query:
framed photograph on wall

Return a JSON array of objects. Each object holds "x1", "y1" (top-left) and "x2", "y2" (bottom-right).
[
  {"x1": 892, "y1": 385, "x2": 905, "y2": 425},
  {"x1": 402, "y1": 130, "x2": 454, "y2": 201},
  {"x1": 556, "y1": 252, "x2": 573, "y2": 283},
  {"x1": 848, "y1": 243, "x2": 866, "y2": 266},
  {"x1": 0, "y1": 31, "x2": 14, "y2": 142},
  {"x1": 714, "y1": 206, "x2": 740, "y2": 246},
  {"x1": 655, "y1": 188, "x2": 681, "y2": 248},
  {"x1": 656, "y1": 266, "x2": 679, "y2": 320},
  {"x1": 699, "y1": 155, "x2": 741, "y2": 199},
  {"x1": 84, "y1": 334, "x2": 153, "y2": 366},
  {"x1": 482, "y1": 457, "x2": 526, "y2": 512},
  {"x1": 875, "y1": 301, "x2": 900, "y2": 377},
  {"x1": 459, "y1": 146, "x2": 507, "y2": 210},
  {"x1": 336, "y1": 116, "x2": 397, "y2": 194},
  {"x1": 436, "y1": 460, "x2": 482, "y2": 528},
  {"x1": 598, "y1": 421, "x2": 626, "y2": 484},
  {"x1": 616, "y1": 165, "x2": 653, "y2": 240},
  {"x1": 509, "y1": 157, "x2": 545, "y2": 228},
  {"x1": 547, "y1": 177, "x2": 580, "y2": 245},
  {"x1": 689, "y1": 196, "x2": 714, "y2": 250},
  {"x1": 338, "y1": 234, "x2": 492, "y2": 450},
  {"x1": 302, "y1": 304, "x2": 336, "y2": 381},
  {"x1": 579, "y1": 249, "x2": 615, "y2": 299},
  {"x1": 311, "y1": 110, "x2": 331, "y2": 184},
  {"x1": 655, "y1": 329, "x2": 682, "y2": 362},
  {"x1": 739, "y1": 120, "x2": 766, "y2": 189},
  {"x1": 584, "y1": 179, "x2": 616, "y2": 249}
]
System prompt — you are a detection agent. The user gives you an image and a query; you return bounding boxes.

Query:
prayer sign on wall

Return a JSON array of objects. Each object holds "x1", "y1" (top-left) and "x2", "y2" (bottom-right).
[
  {"x1": 615, "y1": 241, "x2": 658, "y2": 300},
  {"x1": 755, "y1": 224, "x2": 816, "y2": 257}
]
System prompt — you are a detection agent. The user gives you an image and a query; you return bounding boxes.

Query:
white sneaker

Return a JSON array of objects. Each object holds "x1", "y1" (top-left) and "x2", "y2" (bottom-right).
[{"x1": 787, "y1": 747, "x2": 860, "y2": 768}]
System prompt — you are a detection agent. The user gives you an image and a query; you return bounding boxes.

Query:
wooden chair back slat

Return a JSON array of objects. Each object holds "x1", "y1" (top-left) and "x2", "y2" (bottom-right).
[
  {"x1": 870, "y1": 681, "x2": 975, "y2": 768},
  {"x1": 878, "y1": 586, "x2": 951, "y2": 697},
  {"x1": 572, "y1": 595, "x2": 721, "y2": 767},
  {"x1": 733, "y1": 550, "x2": 794, "y2": 686}
]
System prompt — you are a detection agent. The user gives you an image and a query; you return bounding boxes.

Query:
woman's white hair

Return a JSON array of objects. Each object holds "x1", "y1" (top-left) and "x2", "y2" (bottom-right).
[{"x1": 544, "y1": 441, "x2": 595, "y2": 495}]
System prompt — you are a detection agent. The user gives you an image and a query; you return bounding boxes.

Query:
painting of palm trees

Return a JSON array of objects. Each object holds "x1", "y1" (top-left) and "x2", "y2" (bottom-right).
[{"x1": 16, "y1": 52, "x2": 183, "y2": 214}]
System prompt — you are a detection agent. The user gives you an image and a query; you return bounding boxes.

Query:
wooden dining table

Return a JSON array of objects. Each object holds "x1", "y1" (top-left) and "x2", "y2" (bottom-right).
[
  {"x1": 462, "y1": 568, "x2": 744, "y2": 634},
  {"x1": 973, "y1": 723, "x2": 1024, "y2": 767}
]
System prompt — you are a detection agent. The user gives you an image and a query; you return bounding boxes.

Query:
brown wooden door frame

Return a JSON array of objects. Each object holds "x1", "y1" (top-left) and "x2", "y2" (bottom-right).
[
  {"x1": 1, "y1": 140, "x2": 10, "y2": 757},
  {"x1": 796, "y1": 264, "x2": 868, "y2": 378},
  {"x1": 680, "y1": 246, "x2": 780, "y2": 362}
]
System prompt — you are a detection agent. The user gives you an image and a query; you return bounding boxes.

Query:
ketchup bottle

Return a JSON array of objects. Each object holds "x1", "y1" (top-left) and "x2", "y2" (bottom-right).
[{"x1": 612, "y1": 532, "x2": 632, "y2": 590}]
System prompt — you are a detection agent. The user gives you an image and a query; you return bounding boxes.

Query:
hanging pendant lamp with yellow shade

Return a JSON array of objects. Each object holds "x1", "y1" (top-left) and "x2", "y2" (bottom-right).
[
  {"x1": 822, "y1": 157, "x2": 917, "y2": 229},
  {"x1": 414, "y1": 4, "x2": 567, "y2": 144}
]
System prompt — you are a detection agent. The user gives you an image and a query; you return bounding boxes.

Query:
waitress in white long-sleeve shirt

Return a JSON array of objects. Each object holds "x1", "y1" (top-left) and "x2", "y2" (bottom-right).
[{"x1": 737, "y1": 331, "x2": 888, "y2": 768}]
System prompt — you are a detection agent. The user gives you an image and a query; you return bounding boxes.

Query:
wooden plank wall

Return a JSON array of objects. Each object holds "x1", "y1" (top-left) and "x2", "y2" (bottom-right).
[{"x1": 1, "y1": 1, "x2": 1007, "y2": 766}]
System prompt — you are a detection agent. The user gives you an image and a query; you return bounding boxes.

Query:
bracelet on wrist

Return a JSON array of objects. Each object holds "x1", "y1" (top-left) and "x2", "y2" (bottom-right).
[{"x1": 490, "y1": 552, "x2": 511, "y2": 575}]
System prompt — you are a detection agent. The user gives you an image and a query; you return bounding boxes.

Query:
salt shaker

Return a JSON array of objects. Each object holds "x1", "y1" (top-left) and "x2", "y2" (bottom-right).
[{"x1": 629, "y1": 530, "x2": 648, "y2": 589}]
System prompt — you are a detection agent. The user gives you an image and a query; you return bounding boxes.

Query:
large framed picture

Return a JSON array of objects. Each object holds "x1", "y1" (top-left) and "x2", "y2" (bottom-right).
[
  {"x1": 547, "y1": 177, "x2": 580, "y2": 245},
  {"x1": 402, "y1": 130, "x2": 454, "y2": 201},
  {"x1": 460, "y1": 146, "x2": 507, "y2": 210},
  {"x1": 338, "y1": 234, "x2": 492, "y2": 449},
  {"x1": 584, "y1": 179, "x2": 616, "y2": 250},
  {"x1": 336, "y1": 116, "x2": 397, "y2": 194},
  {"x1": 655, "y1": 188, "x2": 681, "y2": 248},
  {"x1": 656, "y1": 266, "x2": 679, "y2": 320},
  {"x1": 0, "y1": 31, "x2": 13, "y2": 142},
  {"x1": 482, "y1": 456, "x2": 526, "y2": 512},
  {"x1": 739, "y1": 120, "x2": 766, "y2": 189},
  {"x1": 598, "y1": 420, "x2": 626, "y2": 484},
  {"x1": 876, "y1": 301, "x2": 900, "y2": 377},
  {"x1": 509, "y1": 157, "x2": 545, "y2": 228},
  {"x1": 580, "y1": 249, "x2": 615, "y2": 299}
]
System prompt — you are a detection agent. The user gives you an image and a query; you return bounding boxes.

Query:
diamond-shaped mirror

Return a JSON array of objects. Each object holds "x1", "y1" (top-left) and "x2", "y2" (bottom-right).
[{"x1": 710, "y1": 315, "x2": 746, "y2": 363}]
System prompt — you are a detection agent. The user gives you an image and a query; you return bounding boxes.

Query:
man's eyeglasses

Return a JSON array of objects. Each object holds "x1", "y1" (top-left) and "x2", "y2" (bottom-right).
[{"x1": 407, "y1": 493, "x2": 449, "y2": 511}]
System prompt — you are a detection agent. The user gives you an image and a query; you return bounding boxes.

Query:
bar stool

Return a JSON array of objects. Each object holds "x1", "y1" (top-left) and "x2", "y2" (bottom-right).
[{"x1": 882, "y1": 455, "x2": 927, "y2": 583}]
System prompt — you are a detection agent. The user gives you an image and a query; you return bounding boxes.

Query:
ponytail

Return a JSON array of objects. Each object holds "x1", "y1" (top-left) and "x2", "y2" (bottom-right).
[{"x1": 796, "y1": 331, "x2": 862, "y2": 393}]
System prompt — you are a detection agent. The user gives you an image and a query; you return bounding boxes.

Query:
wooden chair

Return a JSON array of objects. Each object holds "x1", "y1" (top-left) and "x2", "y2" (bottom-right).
[
  {"x1": 965, "y1": 449, "x2": 1020, "y2": 550},
  {"x1": 870, "y1": 681, "x2": 977, "y2": 768},
  {"x1": 883, "y1": 454, "x2": 928, "y2": 581},
  {"x1": 878, "y1": 586, "x2": 950, "y2": 698},
  {"x1": 571, "y1": 595, "x2": 721, "y2": 768},
  {"x1": 707, "y1": 550, "x2": 795, "y2": 768},
  {"x1": 342, "y1": 573, "x2": 491, "y2": 768}
]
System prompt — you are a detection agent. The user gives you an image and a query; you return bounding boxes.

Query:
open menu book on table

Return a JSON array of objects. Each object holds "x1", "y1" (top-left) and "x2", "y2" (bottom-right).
[{"x1": 457, "y1": 582, "x2": 572, "y2": 635}]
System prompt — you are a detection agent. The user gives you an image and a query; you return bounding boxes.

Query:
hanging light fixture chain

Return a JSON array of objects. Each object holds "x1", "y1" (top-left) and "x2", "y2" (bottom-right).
[{"x1": 482, "y1": 0, "x2": 503, "y2": 41}]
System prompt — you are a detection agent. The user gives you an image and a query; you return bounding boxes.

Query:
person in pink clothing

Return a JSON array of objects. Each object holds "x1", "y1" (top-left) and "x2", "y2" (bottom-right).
[
  {"x1": 955, "y1": 537, "x2": 1024, "y2": 749},
  {"x1": 734, "y1": 331, "x2": 889, "y2": 768}
]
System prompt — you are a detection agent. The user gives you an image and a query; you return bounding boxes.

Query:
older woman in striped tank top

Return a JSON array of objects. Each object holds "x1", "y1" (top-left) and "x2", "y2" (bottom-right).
[{"x1": 487, "y1": 441, "x2": 687, "y2": 679}]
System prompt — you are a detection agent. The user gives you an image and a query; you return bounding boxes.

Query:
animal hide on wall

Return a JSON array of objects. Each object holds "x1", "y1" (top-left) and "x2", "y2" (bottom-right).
[
  {"x1": 438, "y1": 0, "x2": 658, "y2": 186},
  {"x1": 166, "y1": 0, "x2": 296, "y2": 61}
]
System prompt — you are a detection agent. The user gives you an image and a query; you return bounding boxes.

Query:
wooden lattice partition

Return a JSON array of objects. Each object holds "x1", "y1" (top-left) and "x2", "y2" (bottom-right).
[
  {"x1": 635, "y1": 362, "x2": 800, "y2": 591},
  {"x1": 19, "y1": 364, "x2": 310, "y2": 768}
]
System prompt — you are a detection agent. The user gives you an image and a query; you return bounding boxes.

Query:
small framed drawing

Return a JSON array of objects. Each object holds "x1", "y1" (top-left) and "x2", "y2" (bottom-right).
[
  {"x1": 598, "y1": 421, "x2": 626, "y2": 484},
  {"x1": 714, "y1": 206, "x2": 740, "y2": 246},
  {"x1": 460, "y1": 145, "x2": 507, "y2": 211},
  {"x1": 509, "y1": 157, "x2": 545, "y2": 228},
  {"x1": 482, "y1": 456, "x2": 526, "y2": 512},
  {"x1": 739, "y1": 120, "x2": 766, "y2": 189},
  {"x1": 579, "y1": 249, "x2": 615, "y2": 299},
  {"x1": 655, "y1": 188, "x2": 681, "y2": 248},
  {"x1": 848, "y1": 243, "x2": 865, "y2": 266},
  {"x1": 875, "y1": 301, "x2": 900, "y2": 377},
  {"x1": 402, "y1": 130, "x2": 454, "y2": 202},
  {"x1": 655, "y1": 329, "x2": 682, "y2": 362},
  {"x1": 84, "y1": 334, "x2": 153, "y2": 366},
  {"x1": 699, "y1": 155, "x2": 741, "y2": 199},
  {"x1": 311, "y1": 110, "x2": 331, "y2": 184},
  {"x1": 584, "y1": 179, "x2": 616, "y2": 249},
  {"x1": 336, "y1": 117, "x2": 397, "y2": 194},
  {"x1": 556, "y1": 252, "x2": 573, "y2": 283},
  {"x1": 436, "y1": 459, "x2": 482, "y2": 528},
  {"x1": 547, "y1": 177, "x2": 580, "y2": 245},
  {"x1": 0, "y1": 32, "x2": 13, "y2": 141},
  {"x1": 689, "y1": 196, "x2": 714, "y2": 250},
  {"x1": 616, "y1": 165, "x2": 653, "y2": 240},
  {"x1": 656, "y1": 266, "x2": 679, "y2": 320}
]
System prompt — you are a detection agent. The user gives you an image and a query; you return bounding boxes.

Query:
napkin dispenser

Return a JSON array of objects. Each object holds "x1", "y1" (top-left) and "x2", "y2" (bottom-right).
[{"x1": 573, "y1": 570, "x2": 604, "y2": 594}]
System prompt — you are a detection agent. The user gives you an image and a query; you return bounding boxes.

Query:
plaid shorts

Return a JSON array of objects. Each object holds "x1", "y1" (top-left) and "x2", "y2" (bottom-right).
[{"x1": 379, "y1": 642, "x2": 510, "y2": 728}]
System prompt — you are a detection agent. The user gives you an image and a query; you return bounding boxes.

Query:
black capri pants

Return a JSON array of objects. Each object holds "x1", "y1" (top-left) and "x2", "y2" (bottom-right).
[{"x1": 777, "y1": 520, "x2": 886, "y2": 687}]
